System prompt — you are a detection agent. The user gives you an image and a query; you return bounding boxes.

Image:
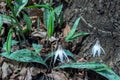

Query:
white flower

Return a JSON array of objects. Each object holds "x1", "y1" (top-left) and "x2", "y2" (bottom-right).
[
  {"x1": 92, "y1": 39, "x2": 105, "y2": 57},
  {"x1": 54, "y1": 44, "x2": 69, "y2": 64}
]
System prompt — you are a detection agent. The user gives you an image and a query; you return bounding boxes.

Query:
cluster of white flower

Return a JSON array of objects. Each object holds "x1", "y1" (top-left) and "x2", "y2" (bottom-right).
[
  {"x1": 54, "y1": 39, "x2": 105, "y2": 64},
  {"x1": 91, "y1": 39, "x2": 105, "y2": 57}
]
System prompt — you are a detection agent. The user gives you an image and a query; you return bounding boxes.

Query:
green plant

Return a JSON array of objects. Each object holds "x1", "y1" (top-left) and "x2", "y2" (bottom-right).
[
  {"x1": 54, "y1": 62, "x2": 120, "y2": 80},
  {"x1": 6, "y1": 0, "x2": 31, "y2": 34},
  {"x1": 65, "y1": 17, "x2": 89, "y2": 42},
  {"x1": 1, "y1": 40, "x2": 47, "y2": 67},
  {"x1": 0, "y1": 0, "x2": 46, "y2": 67},
  {"x1": 0, "y1": 0, "x2": 31, "y2": 47},
  {"x1": 6, "y1": 28, "x2": 13, "y2": 53},
  {"x1": 27, "y1": 3, "x2": 63, "y2": 37}
]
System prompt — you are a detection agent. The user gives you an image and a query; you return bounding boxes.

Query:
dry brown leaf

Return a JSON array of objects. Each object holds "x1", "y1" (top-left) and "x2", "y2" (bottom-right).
[
  {"x1": 75, "y1": 77, "x2": 83, "y2": 80},
  {"x1": 10, "y1": 68, "x2": 20, "y2": 79},
  {"x1": 20, "y1": 67, "x2": 27, "y2": 76},
  {"x1": 25, "y1": 69, "x2": 32, "y2": 80},
  {"x1": 47, "y1": 71, "x2": 68, "y2": 80},
  {"x1": 31, "y1": 30, "x2": 47, "y2": 38},
  {"x1": 77, "y1": 58, "x2": 87, "y2": 62},
  {"x1": 2, "y1": 62, "x2": 12, "y2": 79},
  {"x1": 18, "y1": 67, "x2": 27, "y2": 80},
  {"x1": 63, "y1": 24, "x2": 71, "y2": 37},
  {"x1": 29, "y1": 67, "x2": 40, "y2": 76},
  {"x1": 18, "y1": 76, "x2": 25, "y2": 80},
  {"x1": 29, "y1": 9, "x2": 43, "y2": 19},
  {"x1": 49, "y1": 36, "x2": 58, "y2": 42}
]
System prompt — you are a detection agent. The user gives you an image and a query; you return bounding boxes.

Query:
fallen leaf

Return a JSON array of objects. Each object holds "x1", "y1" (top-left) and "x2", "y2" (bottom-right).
[
  {"x1": 29, "y1": 67, "x2": 40, "y2": 76},
  {"x1": 63, "y1": 24, "x2": 71, "y2": 37},
  {"x1": 47, "y1": 71, "x2": 68, "y2": 80},
  {"x1": 49, "y1": 36, "x2": 58, "y2": 42},
  {"x1": 77, "y1": 58, "x2": 87, "y2": 62},
  {"x1": 10, "y1": 68, "x2": 20, "y2": 79},
  {"x1": 25, "y1": 69, "x2": 32, "y2": 80},
  {"x1": 32, "y1": 30, "x2": 47, "y2": 38},
  {"x1": 2, "y1": 62, "x2": 12, "y2": 79},
  {"x1": 17, "y1": 67, "x2": 27, "y2": 80},
  {"x1": 20, "y1": 67, "x2": 27, "y2": 76},
  {"x1": 18, "y1": 76, "x2": 25, "y2": 80}
]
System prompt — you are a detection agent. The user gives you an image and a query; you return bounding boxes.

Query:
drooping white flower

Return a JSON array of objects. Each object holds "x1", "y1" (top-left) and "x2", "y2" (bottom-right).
[
  {"x1": 92, "y1": 39, "x2": 105, "y2": 57},
  {"x1": 54, "y1": 44, "x2": 69, "y2": 64}
]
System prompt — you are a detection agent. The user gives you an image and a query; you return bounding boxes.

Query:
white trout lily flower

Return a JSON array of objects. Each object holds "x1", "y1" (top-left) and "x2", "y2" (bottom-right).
[
  {"x1": 92, "y1": 39, "x2": 105, "y2": 57},
  {"x1": 54, "y1": 44, "x2": 69, "y2": 64}
]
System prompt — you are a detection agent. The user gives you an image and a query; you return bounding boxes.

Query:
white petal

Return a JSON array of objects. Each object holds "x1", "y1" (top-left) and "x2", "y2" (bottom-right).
[
  {"x1": 59, "y1": 50, "x2": 64, "y2": 63},
  {"x1": 92, "y1": 46, "x2": 97, "y2": 57},
  {"x1": 62, "y1": 51, "x2": 69, "y2": 62},
  {"x1": 97, "y1": 48, "x2": 101, "y2": 57},
  {"x1": 54, "y1": 44, "x2": 70, "y2": 64},
  {"x1": 54, "y1": 51, "x2": 59, "y2": 64},
  {"x1": 100, "y1": 47, "x2": 105, "y2": 54}
]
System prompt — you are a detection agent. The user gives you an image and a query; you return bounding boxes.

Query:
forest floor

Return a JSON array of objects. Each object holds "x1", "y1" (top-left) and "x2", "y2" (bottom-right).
[{"x1": 0, "y1": 0, "x2": 120, "y2": 80}]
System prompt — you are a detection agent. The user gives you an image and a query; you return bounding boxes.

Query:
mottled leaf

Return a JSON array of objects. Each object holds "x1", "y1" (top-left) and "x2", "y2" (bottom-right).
[
  {"x1": 65, "y1": 17, "x2": 80, "y2": 42},
  {"x1": 0, "y1": 14, "x2": 16, "y2": 24},
  {"x1": 32, "y1": 43, "x2": 43, "y2": 54},
  {"x1": 2, "y1": 40, "x2": 19, "y2": 51},
  {"x1": 44, "y1": 9, "x2": 50, "y2": 28},
  {"x1": 55, "y1": 62, "x2": 120, "y2": 80},
  {"x1": 71, "y1": 32, "x2": 89, "y2": 39},
  {"x1": 23, "y1": 12, "x2": 32, "y2": 31},
  {"x1": 14, "y1": 0, "x2": 28, "y2": 16},
  {"x1": 27, "y1": 4, "x2": 52, "y2": 10},
  {"x1": 54, "y1": 5, "x2": 63, "y2": 16},
  {"x1": 0, "y1": 49, "x2": 47, "y2": 67}
]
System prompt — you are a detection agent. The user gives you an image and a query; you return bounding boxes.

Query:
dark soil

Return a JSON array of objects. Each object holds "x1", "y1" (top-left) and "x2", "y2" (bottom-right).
[{"x1": 63, "y1": 0, "x2": 120, "y2": 75}]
